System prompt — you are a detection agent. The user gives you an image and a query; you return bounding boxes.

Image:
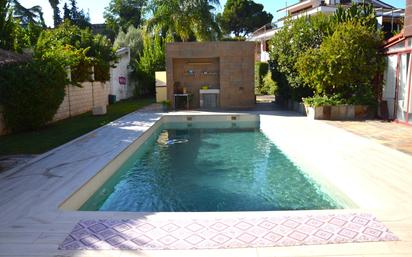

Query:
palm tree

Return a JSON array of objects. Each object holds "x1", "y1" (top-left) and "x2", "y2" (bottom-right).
[
  {"x1": 10, "y1": 0, "x2": 45, "y2": 27},
  {"x1": 190, "y1": 0, "x2": 221, "y2": 41},
  {"x1": 147, "y1": 0, "x2": 220, "y2": 42}
]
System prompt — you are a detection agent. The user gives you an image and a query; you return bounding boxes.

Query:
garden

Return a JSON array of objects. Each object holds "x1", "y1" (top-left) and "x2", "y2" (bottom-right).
[
  {"x1": 266, "y1": 3, "x2": 386, "y2": 119},
  {"x1": 0, "y1": 0, "x2": 276, "y2": 155},
  {"x1": 0, "y1": 0, "x2": 389, "y2": 157}
]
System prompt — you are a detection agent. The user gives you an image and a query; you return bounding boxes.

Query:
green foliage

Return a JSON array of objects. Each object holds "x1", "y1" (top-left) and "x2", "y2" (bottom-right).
[
  {"x1": 133, "y1": 30, "x2": 169, "y2": 96},
  {"x1": 61, "y1": 0, "x2": 91, "y2": 29},
  {"x1": 92, "y1": 34, "x2": 116, "y2": 81},
  {"x1": 35, "y1": 21, "x2": 90, "y2": 81},
  {"x1": 1, "y1": 0, "x2": 43, "y2": 52},
  {"x1": 269, "y1": 14, "x2": 334, "y2": 100},
  {"x1": 255, "y1": 62, "x2": 277, "y2": 95},
  {"x1": 63, "y1": 3, "x2": 70, "y2": 20},
  {"x1": 303, "y1": 95, "x2": 344, "y2": 107},
  {"x1": 68, "y1": 0, "x2": 91, "y2": 28},
  {"x1": 0, "y1": 0, "x2": 19, "y2": 51},
  {"x1": 0, "y1": 98, "x2": 154, "y2": 155},
  {"x1": 147, "y1": 0, "x2": 220, "y2": 42},
  {"x1": 104, "y1": 0, "x2": 147, "y2": 38},
  {"x1": 254, "y1": 62, "x2": 268, "y2": 94},
  {"x1": 113, "y1": 25, "x2": 143, "y2": 59},
  {"x1": 11, "y1": 0, "x2": 46, "y2": 27},
  {"x1": 35, "y1": 21, "x2": 115, "y2": 83},
  {"x1": 0, "y1": 59, "x2": 68, "y2": 132},
  {"x1": 333, "y1": 3, "x2": 377, "y2": 30},
  {"x1": 269, "y1": 3, "x2": 384, "y2": 106},
  {"x1": 296, "y1": 22, "x2": 384, "y2": 105},
  {"x1": 217, "y1": 0, "x2": 273, "y2": 37},
  {"x1": 269, "y1": 60, "x2": 290, "y2": 101},
  {"x1": 303, "y1": 92, "x2": 375, "y2": 107},
  {"x1": 161, "y1": 100, "x2": 171, "y2": 107},
  {"x1": 261, "y1": 71, "x2": 277, "y2": 95},
  {"x1": 11, "y1": 22, "x2": 43, "y2": 52},
  {"x1": 48, "y1": 0, "x2": 62, "y2": 27}
]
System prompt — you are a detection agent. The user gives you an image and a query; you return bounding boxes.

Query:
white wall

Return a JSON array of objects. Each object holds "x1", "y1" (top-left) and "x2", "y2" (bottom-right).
[
  {"x1": 53, "y1": 81, "x2": 109, "y2": 121},
  {"x1": 109, "y1": 48, "x2": 135, "y2": 102}
]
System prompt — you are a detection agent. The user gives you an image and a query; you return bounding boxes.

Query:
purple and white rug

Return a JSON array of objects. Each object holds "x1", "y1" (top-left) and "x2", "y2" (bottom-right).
[{"x1": 59, "y1": 213, "x2": 398, "y2": 250}]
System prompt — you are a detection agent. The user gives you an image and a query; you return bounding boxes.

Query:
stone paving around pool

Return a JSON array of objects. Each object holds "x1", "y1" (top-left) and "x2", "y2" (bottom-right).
[
  {"x1": 1, "y1": 107, "x2": 412, "y2": 257},
  {"x1": 59, "y1": 213, "x2": 397, "y2": 250},
  {"x1": 325, "y1": 120, "x2": 412, "y2": 156}
]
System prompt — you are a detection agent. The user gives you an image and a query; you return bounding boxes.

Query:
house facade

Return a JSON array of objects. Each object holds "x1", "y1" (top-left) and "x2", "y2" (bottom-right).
[
  {"x1": 109, "y1": 47, "x2": 135, "y2": 102},
  {"x1": 248, "y1": 0, "x2": 404, "y2": 62},
  {"x1": 382, "y1": 0, "x2": 412, "y2": 125}
]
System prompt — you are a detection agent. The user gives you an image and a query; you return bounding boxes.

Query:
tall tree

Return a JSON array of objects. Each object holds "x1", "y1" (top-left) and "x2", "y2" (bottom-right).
[
  {"x1": 0, "y1": 0, "x2": 17, "y2": 50},
  {"x1": 63, "y1": 2, "x2": 70, "y2": 20},
  {"x1": 70, "y1": 0, "x2": 78, "y2": 20},
  {"x1": 113, "y1": 25, "x2": 144, "y2": 59},
  {"x1": 48, "y1": 0, "x2": 61, "y2": 27},
  {"x1": 11, "y1": 0, "x2": 46, "y2": 27},
  {"x1": 217, "y1": 0, "x2": 273, "y2": 37},
  {"x1": 147, "y1": 0, "x2": 220, "y2": 42},
  {"x1": 63, "y1": 0, "x2": 91, "y2": 28},
  {"x1": 104, "y1": 0, "x2": 147, "y2": 37}
]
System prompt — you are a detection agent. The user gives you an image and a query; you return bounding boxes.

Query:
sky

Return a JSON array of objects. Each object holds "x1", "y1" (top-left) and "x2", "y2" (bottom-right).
[{"x1": 19, "y1": 0, "x2": 407, "y2": 28}]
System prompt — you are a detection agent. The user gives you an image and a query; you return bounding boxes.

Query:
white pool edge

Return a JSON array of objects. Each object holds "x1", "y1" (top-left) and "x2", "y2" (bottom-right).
[{"x1": 60, "y1": 113, "x2": 355, "y2": 212}]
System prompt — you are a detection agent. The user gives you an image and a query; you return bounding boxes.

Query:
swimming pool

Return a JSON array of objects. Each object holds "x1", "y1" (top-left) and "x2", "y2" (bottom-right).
[{"x1": 79, "y1": 118, "x2": 341, "y2": 212}]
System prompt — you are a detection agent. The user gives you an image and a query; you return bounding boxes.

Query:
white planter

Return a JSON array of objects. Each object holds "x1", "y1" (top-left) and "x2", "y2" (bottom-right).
[{"x1": 92, "y1": 106, "x2": 107, "y2": 116}]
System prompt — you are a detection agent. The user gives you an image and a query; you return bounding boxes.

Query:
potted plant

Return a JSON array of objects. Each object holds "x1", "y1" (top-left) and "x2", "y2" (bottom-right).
[
  {"x1": 303, "y1": 96, "x2": 336, "y2": 120},
  {"x1": 161, "y1": 100, "x2": 171, "y2": 112}
]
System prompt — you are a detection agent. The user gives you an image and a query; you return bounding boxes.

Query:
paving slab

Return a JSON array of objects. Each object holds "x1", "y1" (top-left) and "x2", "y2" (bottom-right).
[{"x1": 0, "y1": 108, "x2": 412, "y2": 257}]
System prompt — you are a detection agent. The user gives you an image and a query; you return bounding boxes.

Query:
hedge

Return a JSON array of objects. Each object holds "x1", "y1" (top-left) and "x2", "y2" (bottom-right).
[
  {"x1": 255, "y1": 62, "x2": 269, "y2": 94},
  {"x1": 0, "y1": 60, "x2": 67, "y2": 132}
]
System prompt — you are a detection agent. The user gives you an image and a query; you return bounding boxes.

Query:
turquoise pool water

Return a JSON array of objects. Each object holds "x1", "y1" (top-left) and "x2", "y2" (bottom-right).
[{"x1": 80, "y1": 122, "x2": 340, "y2": 212}]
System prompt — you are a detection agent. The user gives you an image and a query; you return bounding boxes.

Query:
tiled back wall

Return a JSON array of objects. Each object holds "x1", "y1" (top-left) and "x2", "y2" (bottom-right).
[{"x1": 166, "y1": 42, "x2": 255, "y2": 109}]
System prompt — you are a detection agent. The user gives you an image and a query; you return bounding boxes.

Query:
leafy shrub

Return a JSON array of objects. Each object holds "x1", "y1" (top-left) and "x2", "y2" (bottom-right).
[
  {"x1": 296, "y1": 22, "x2": 384, "y2": 104},
  {"x1": 345, "y1": 84, "x2": 377, "y2": 106},
  {"x1": 255, "y1": 62, "x2": 269, "y2": 94},
  {"x1": 269, "y1": 14, "x2": 334, "y2": 100},
  {"x1": 261, "y1": 71, "x2": 277, "y2": 95},
  {"x1": 113, "y1": 25, "x2": 144, "y2": 59},
  {"x1": 133, "y1": 31, "x2": 169, "y2": 96},
  {"x1": 35, "y1": 21, "x2": 115, "y2": 83},
  {"x1": 0, "y1": 60, "x2": 68, "y2": 132},
  {"x1": 0, "y1": 0, "x2": 16, "y2": 51},
  {"x1": 269, "y1": 4, "x2": 381, "y2": 103},
  {"x1": 303, "y1": 95, "x2": 344, "y2": 107},
  {"x1": 35, "y1": 22, "x2": 90, "y2": 82},
  {"x1": 91, "y1": 34, "x2": 115, "y2": 82},
  {"x1": 303, "y1": 90, "x2": 376, "y2": 107},
  {"x1": 333, "y1": 3, "x2": 377, "y2": 31}
]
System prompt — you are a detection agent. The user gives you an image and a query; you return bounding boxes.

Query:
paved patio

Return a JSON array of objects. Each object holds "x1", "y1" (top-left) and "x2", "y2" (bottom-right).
[
  {"x1": 325, "y1": 120, "x2": 412, "y2": 156},
  {"x1": 1, "y1": 106, "x2": 412, "y2": 257}
]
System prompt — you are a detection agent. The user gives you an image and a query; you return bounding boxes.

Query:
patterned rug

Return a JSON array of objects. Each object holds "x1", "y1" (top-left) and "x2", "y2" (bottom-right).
[{"x1": 59, "y1": 213, "x2": 398, "y2": 250}]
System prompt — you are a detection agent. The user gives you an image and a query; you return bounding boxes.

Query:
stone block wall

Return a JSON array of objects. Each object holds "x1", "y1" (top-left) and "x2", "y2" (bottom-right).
[
  {"x1": 53, "y1": 81, "x2": 109, "y2": 121},
  {"x1": 166, "y1": 42, "x2": 255, "y2": 109}
]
